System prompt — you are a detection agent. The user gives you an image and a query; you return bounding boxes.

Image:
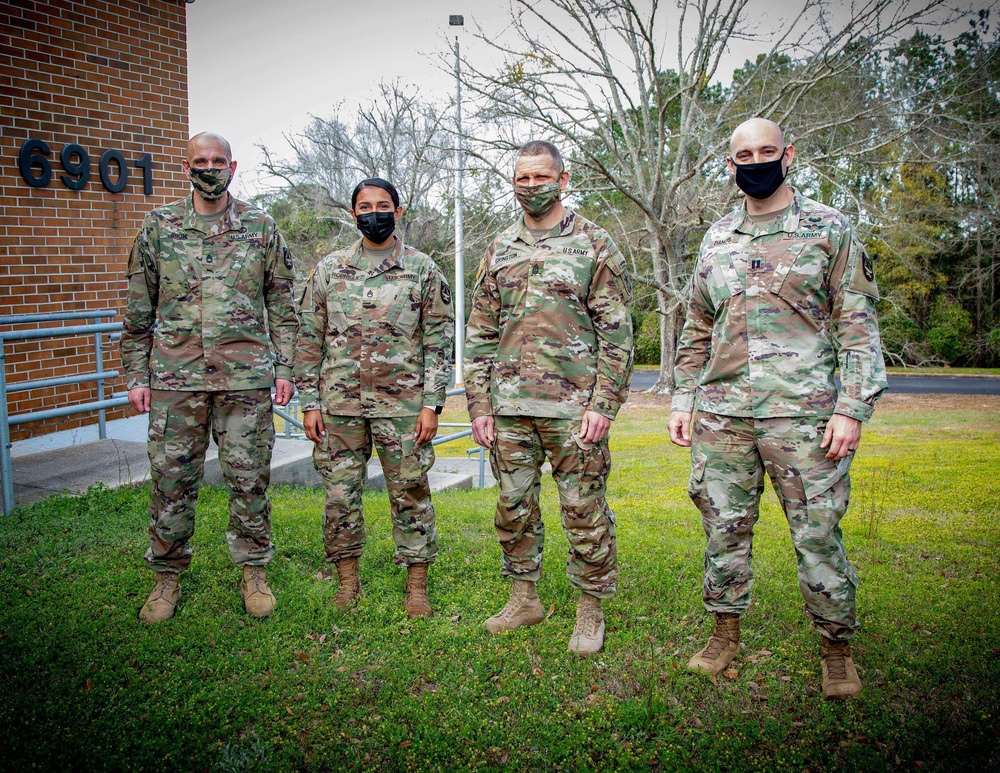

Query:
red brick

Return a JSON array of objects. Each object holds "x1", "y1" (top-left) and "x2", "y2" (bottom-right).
[{"x1": 4, "y1": 0, "x2": 187, "y2": 441}]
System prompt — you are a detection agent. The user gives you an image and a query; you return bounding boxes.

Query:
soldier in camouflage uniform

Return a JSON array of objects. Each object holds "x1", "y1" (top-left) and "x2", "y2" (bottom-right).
[
  {"x1": 295, "y1": 177, "x2": 454, "y2": 618},
  {"x1": 668, "y1": 118, "x2": 888, "y2": 699},
  {"x1": 465, "y1": 141, "x2": 633, "y2": 655},
  {"x1": 120, "y1": 132, "x2": 297, "y2": 624}
]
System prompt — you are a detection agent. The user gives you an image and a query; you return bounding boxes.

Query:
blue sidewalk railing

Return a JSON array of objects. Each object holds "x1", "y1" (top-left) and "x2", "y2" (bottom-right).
[
  {"x1": 1, "y1": 312, "x2": 489, "y2": 515},
  {"x1": 0, "y1": 311, "x2": 128, "y2": 515}
]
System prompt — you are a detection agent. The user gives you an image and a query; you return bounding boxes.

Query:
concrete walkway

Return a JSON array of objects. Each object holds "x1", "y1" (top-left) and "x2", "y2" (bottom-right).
[{"x1": 8, "y1": 414, "x2": 494, "y2": 511}]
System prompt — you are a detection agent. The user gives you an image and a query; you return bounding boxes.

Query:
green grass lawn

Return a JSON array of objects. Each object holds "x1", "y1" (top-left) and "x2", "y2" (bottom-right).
[{"x1": 2, "y1": 396, "x2": 998, "y2": 771}]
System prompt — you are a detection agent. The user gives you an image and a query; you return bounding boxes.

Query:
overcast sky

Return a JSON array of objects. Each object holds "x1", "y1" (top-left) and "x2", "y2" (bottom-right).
[
  {"x1": 185, "y1": 0, "x2": 971, "y2": 198},
  {"x1": 186, "y1": 0, "x2": 512, "y2": 196}
]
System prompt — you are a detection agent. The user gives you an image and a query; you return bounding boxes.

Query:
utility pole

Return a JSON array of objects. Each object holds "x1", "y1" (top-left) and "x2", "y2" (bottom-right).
[{"x1": 449, "y1": 13, "x2": 465, "y2": 387}]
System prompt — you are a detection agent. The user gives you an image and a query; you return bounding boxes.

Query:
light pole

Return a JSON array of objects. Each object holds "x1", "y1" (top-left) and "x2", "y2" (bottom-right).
[{"x1": 449, "y1": 14, "x2": 465, "y2": 387}]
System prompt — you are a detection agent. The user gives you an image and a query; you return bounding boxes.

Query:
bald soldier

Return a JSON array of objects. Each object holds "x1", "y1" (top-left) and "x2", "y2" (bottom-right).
[
  {"x1": 668, "y1": 118, "x2": 887, "y2": 699},
  {"x1": 465, "y1": 140, "x2": 633, "y2": 655},
  {"x1": 120, "y1": 132, "x2": 297, "y2": 623}
]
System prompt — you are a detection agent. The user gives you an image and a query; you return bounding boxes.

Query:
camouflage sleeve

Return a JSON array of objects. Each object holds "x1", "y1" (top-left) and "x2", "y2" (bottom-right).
[
  {"x1": 264, "y1": 226, "x2": 298, "y2": 381},
  {"x1": 420, "y1": 263, "x2": 456, "y2": 410},
  {"x1": 586, "y1": 236, "x2": 634, "y2": 420},
  {"x1": 672, "y1": 237, "x2": 715, "y2": 414},
  {"x1": 829, "y1": 225, "x2": 888, "y2": 422},
  {"x1": 118, "y1": 215, "x2": 159, "y2": 389},
  {"x1": 293, "y1": 265, "x2": 326, "y2": 412},
  {"x1": 463, "y1": 242, "x2": 501, "y2": 421}
]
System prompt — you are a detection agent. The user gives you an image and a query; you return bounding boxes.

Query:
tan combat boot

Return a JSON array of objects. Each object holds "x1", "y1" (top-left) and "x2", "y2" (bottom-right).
[
  {"x1": 404, "y1": 563, "x2": 432, "y2": 618},
  {"x1": 240, "y1": 565, "x2": 276, "y2": 618},
  {"x1": 687, "y1": 612, "x2": 741, "y2": 675},
  {"x1": 821, "y1": 638, "x2": 862, "y2": 700},
  {"x1": 568, "y1": 592, "x2": 605, "y2": 656},
  {"x1": 333, "y1": 557, "x2": 362, "y2": 610},
  {"x1": 484, "y1": 579, "x2": 545, "y2": 634},
  {"x1": 139, "y1": 571, "x2": 181, "y2": 624}
]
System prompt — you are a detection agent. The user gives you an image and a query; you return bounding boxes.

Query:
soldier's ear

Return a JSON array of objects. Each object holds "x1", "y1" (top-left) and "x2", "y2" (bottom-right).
[
  {"x1": 782, "y1": 145, "x2": 795, "y2": 171},
  {"x1": 395, "y1": 205, "x2": 404, "y2": 220},
  {"x1": 558, "y1": 169, "x2": 570, "y2": 191}
]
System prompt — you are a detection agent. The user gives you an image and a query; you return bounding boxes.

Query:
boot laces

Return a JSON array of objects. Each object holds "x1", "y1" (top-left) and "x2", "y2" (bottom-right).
[
  {"x1": 574, "y1": 606, "x2": 598, "y2": 638},
  {"x1": 702, "y1": 622, "x2": 733, "y2": 660},
  {"x1": 497, "y1": 585, "x2": 530, "y2": 621},
  {"x1": 335, "y1": 565, "x2": 359, "y2": 602},
  {"x1": 150, "y1": 574, "x2": 176, "y2": 601},
  {"x1": 405, "y1": 580, "x2": 427, "y2": 605},
  {"x1": 573, "y1": 597, "x2": 601, "y2": 638},
  {"x1": 825, "y1": 642, "x2": 849, "y2": 680},
  {"x1": 246, "y1": 566, "x2": 264, "y2": 593}
]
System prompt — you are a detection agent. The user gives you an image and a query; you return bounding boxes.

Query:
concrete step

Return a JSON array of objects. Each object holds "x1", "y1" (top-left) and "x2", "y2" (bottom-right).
[
  {"x1": 201, "y1": 440, "x2": 482, "y2": 493},
  {"x1": 9, "y1": 436, "x2": 488, "y2": 511},
  {"x1": 364, "y1": 458, "x2": 476, "y2": 493}
]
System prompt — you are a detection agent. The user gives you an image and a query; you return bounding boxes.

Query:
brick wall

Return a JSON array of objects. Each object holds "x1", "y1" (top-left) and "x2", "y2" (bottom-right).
[{"x1": 0, "y1": 0, "x2": 190, "y2": 440}]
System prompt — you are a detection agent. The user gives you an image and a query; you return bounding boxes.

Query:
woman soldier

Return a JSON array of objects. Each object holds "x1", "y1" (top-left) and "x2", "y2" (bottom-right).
[{"x1": 295, "y1": 177, "x2": 454, "y2": 616}]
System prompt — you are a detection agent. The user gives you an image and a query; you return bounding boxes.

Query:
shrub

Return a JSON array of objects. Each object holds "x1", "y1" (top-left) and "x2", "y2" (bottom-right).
[{"x1": 634, "y1": 312, "x2": 661, "y2": 365}]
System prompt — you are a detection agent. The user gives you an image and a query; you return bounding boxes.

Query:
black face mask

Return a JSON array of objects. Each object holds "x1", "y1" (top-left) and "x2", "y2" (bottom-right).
[
  {"x1": 733, "y1": 150, "x2": 788, "y2": 200},
  {"x1": 355, "y1": 211, "x2": 396, "y2": 244}
]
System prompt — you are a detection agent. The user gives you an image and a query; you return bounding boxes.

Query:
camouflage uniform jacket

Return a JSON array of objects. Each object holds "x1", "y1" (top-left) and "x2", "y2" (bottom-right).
[
  {"x1": 465, "y1": 209, "x2": 633, "y2": 422},
  {"x1": 119, "y1": 195, "x2": 297, "y2": 391},
  {"x1": 672, "y1": 188, "x2": 887, "y2": 422},
  {"x1": 295, "y1": 238, "x2": 454, "y2": 418}
]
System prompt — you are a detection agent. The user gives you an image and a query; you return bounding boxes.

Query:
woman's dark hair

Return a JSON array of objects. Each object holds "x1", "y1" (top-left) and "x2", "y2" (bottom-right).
[{"x1": 351, "y1": 177, "x2": 400, "y2": 209}]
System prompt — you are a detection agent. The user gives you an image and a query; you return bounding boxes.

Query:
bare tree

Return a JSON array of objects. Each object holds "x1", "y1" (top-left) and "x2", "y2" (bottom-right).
[
  {"x1": 258, "y1": 80, "x2": 454, "y2": 266},
  {"x1": 454, "y1": 0, "x2": 952, "y2": 392}
]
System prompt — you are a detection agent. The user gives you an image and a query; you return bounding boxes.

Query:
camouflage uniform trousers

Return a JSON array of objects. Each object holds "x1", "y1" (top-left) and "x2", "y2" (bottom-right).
[
  {"x1": 689, "y1": 412, "x2": 859, "y2": 640},
  {"x1": 313, "y1": 414, "x2": 438, "y2": 567},
  {"x1": 145, "y1": 389, "x2": 276, "y2": 573},
  {"x1": 490, "y1": 416, "x2": 618, "y2": 599}
]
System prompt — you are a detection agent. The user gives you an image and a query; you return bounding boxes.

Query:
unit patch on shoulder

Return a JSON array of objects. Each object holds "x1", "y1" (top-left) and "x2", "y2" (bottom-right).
[
  {"x1": 848, "y1": 245, "x2": 879, "y2": 299},
  {"x1": 440, "y1": 281, "x2": 452, "y2": 306},
  {"x1": 283, "y1": 247, "x2": 293, "y2": 271}
]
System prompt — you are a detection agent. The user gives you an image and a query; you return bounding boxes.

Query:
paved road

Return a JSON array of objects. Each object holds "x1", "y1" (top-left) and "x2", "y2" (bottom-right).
[{"x1": 629, "y1": 371, "x2": 1000, "y2": 395}]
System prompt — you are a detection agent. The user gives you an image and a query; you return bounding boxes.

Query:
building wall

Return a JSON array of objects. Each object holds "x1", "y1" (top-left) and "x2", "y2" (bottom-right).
[{"x1": 1, "y1": 0, "x2": 190, "y2": 440}]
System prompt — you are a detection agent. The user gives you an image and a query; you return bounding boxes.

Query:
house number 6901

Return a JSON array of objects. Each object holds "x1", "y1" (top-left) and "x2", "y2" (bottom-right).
[{"x1": 18, "y1": 138, "x2": 154, "y2": 195}]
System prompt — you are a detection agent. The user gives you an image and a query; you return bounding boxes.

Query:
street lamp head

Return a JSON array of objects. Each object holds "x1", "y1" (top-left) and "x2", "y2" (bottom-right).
[{"x1": 449, "y1": 14, "x2": 464, "y2": 26}]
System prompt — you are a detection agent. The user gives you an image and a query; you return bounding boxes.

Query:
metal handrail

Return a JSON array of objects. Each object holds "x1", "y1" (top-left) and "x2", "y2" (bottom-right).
[{"x1": 1, "y1": 311, "x2": 122, "y2": 515}]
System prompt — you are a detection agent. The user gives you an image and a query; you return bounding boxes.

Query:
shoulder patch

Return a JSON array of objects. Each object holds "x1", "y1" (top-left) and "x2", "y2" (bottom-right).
[
  {"x1": 847, "y1": 244, "x2": 879, "y2": 299},
  {"x1": 283, "y1": 247, "x2": 294, "y2": 271},
  {"x1": 440, "y1": 280, "x2": 452, "y2": 307}
]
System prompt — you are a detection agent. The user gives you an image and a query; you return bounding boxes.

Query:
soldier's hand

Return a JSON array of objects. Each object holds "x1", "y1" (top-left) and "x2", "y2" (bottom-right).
[
  {"x1": 668, "y1": 410, "x2": 692, "y2": 447},
  {"x1": 471, "y1": 415, "x2": 496, "y2": 450},
  {"x1": 579, "y1": 410, "x2": 611, "y2": 444},
  {"x1": 303, "y1": 410, "x2": 325, "y2": 444},
  {"x1": 128, "y1": 386, "x2": 151, "y2": 414},
  {"x1": 415, "y1": 407, "x2": 439, "y2": 445},
  {"x1": 821, "y1": 414, "x2": 861, "y2": 460},
  {"x1": 273, "y1": 378, "x2": 295, "y2": 407}
]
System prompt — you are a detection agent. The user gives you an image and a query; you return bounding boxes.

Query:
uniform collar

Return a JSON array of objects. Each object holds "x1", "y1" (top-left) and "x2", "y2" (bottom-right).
[
  {"x1": 182, "y1": 193, "x2": 241, "y2": 236},
  {"x1": 729, "y1": 187, "x2": 804, "y2": 237},
  {"x1": 513, "y1": 208, "x2": 577, "y2": 245},
  {"x1": 346, "y1": 236, "x2": 405, "y2": 275}
]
